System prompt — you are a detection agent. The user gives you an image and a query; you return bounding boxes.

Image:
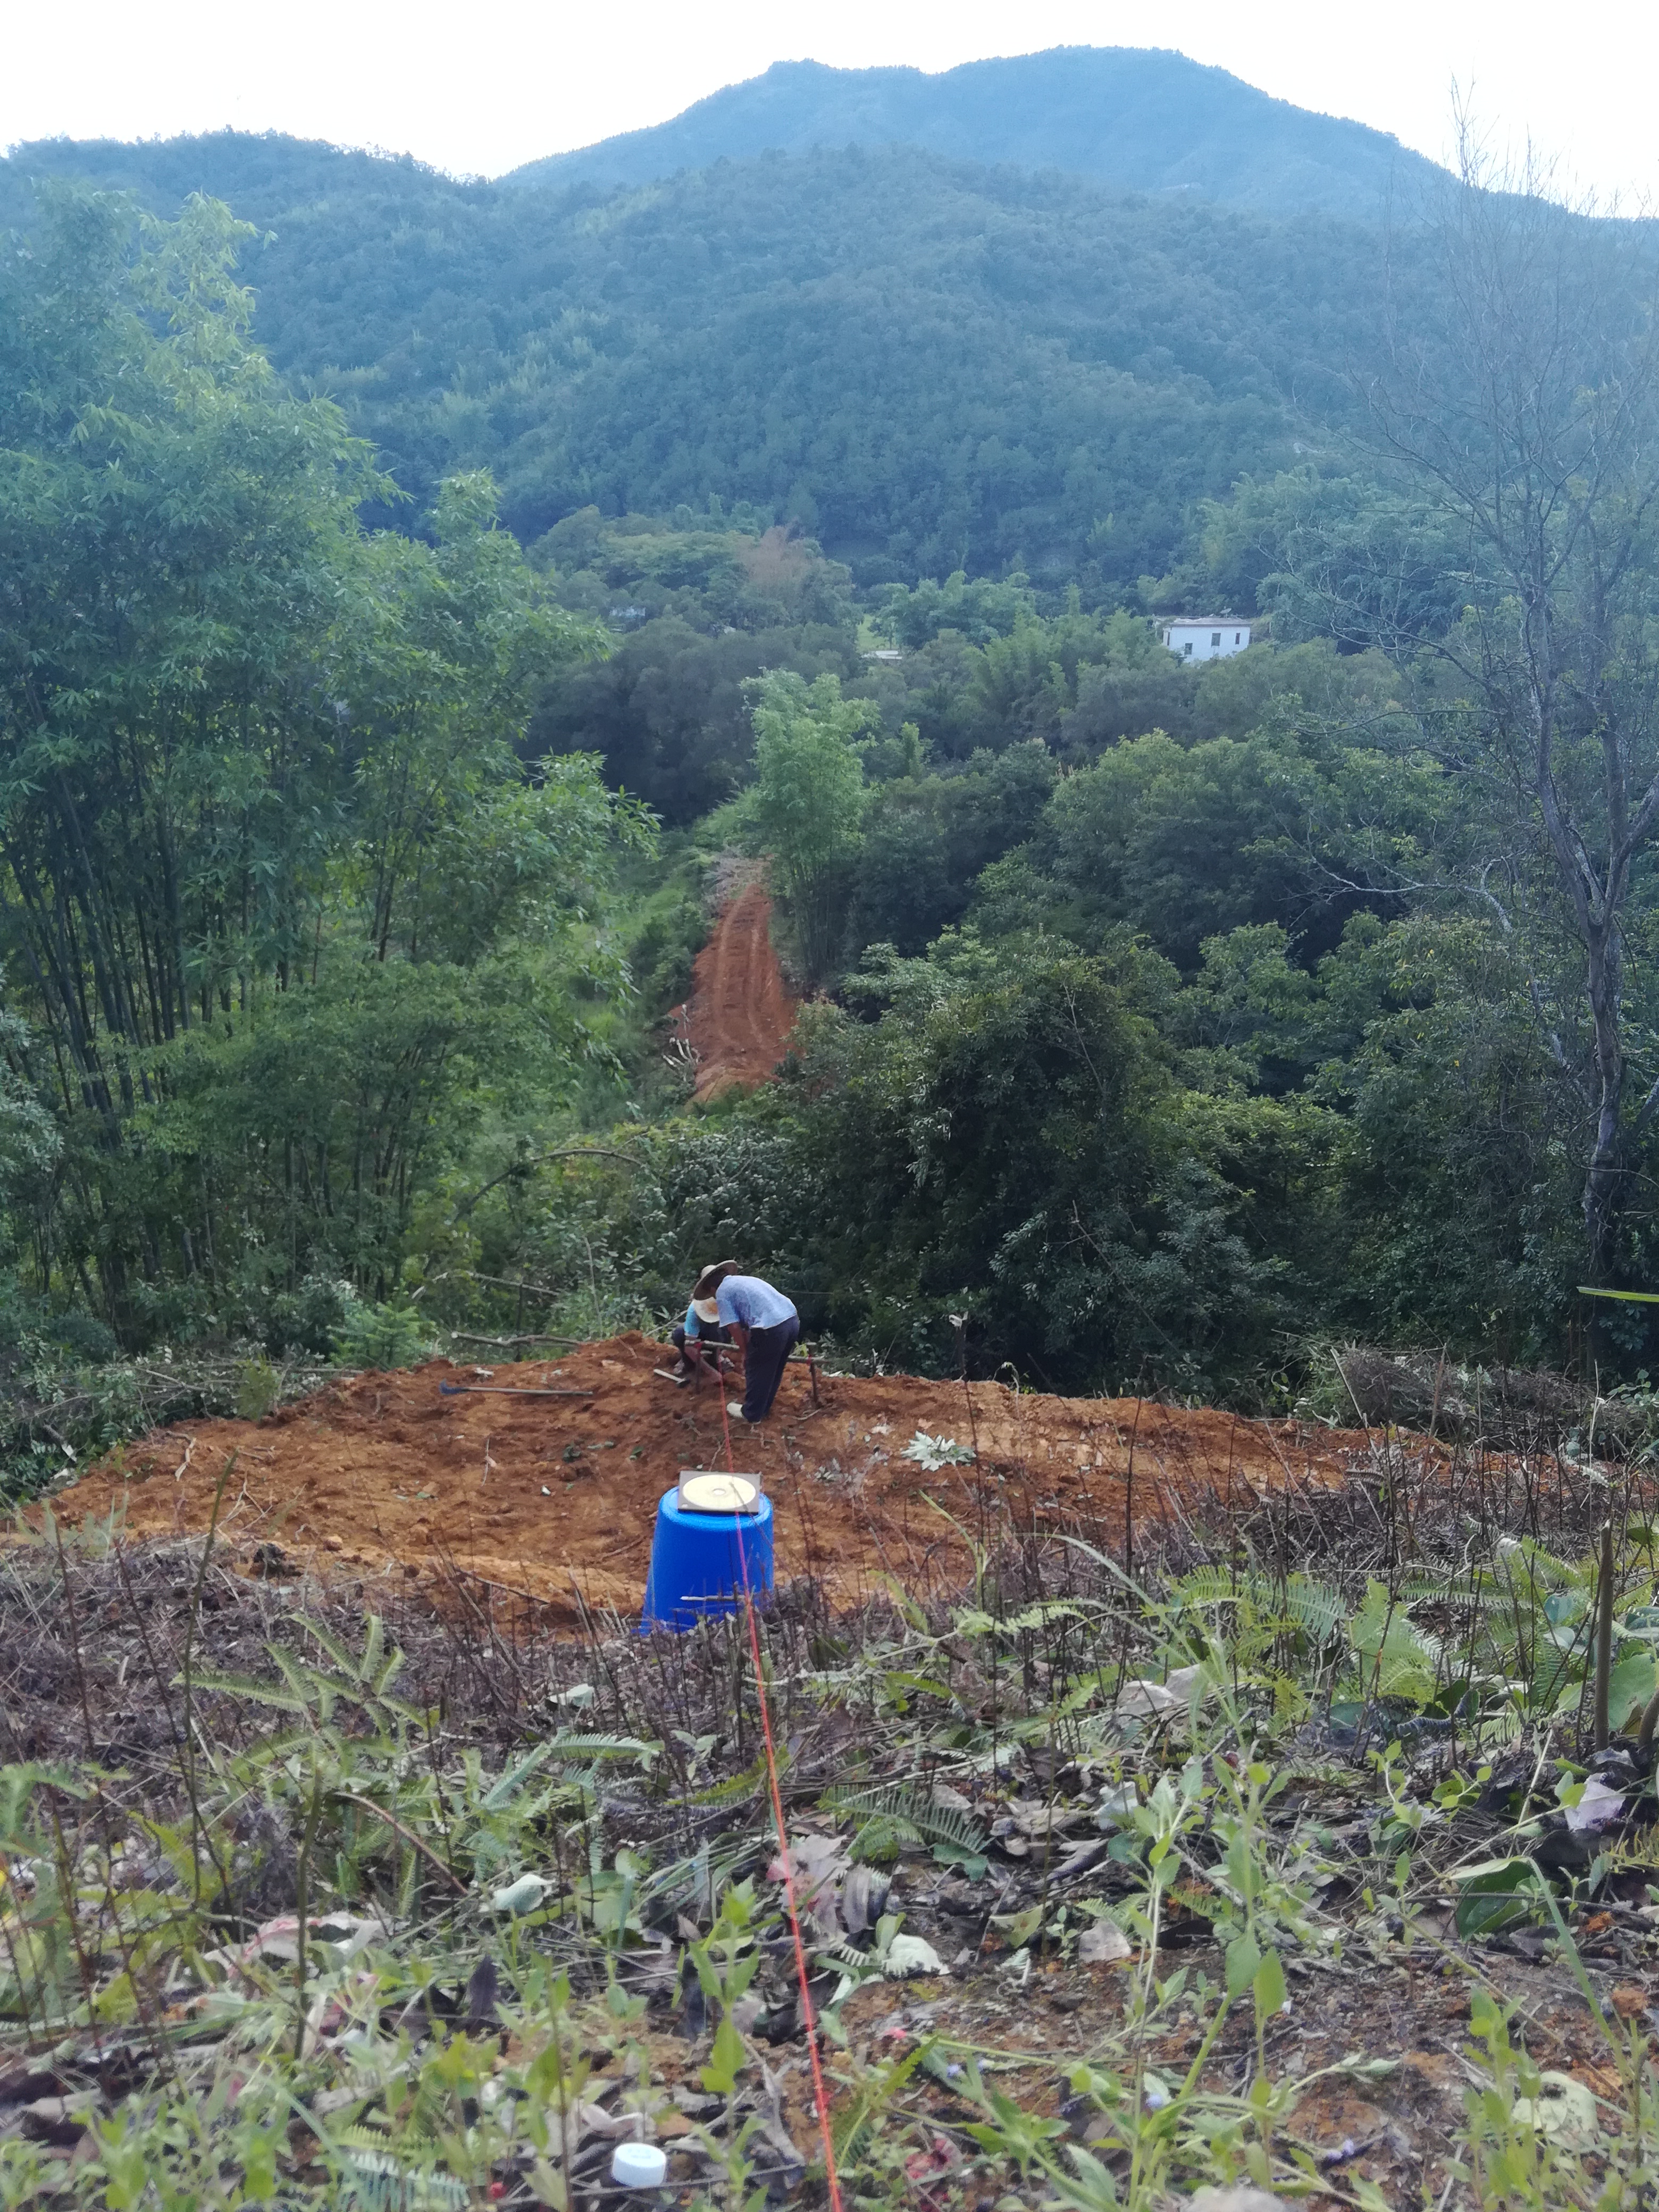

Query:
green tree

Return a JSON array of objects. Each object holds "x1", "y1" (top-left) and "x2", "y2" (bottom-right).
[
  {"x1": 738, "y1": 671, "x2": 874, "y2": 985},
  {"x1": 533, "y1": 616, "x2": 859, "y2": 823},
  {"x1": 3, "y1": 137, "x2": 1390, "y2": 588},
  {"x1": 0, "y1": 187, "x2": 632, "y2": 1337},
  {"x1": 848, "y1": 742, "x2": 1056, "y2": 958},
  {"x1": 781, "y1": 932, "x2": 1287, "y2": 1391},
  {"x1": 1302, "y1": 145, "x2": 1659, "y2": 1287}
]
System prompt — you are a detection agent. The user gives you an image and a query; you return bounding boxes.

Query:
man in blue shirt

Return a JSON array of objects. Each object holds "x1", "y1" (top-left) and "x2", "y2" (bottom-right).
[{"x1": 701, "y1": 1264, "x2": 800, "y2": 1425}]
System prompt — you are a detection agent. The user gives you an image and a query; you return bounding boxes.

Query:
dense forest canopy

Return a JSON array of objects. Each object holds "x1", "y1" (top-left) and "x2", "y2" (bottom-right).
[
  {"x1": 0, "y1": 189, "x2": 644, "y2": 1377},
  {"x1": 0, "y1": 131, "x2": 1402, "y2": 586},
  {"x1": 1, "y1": 108, "x2": 1658, "y2": 1480}
]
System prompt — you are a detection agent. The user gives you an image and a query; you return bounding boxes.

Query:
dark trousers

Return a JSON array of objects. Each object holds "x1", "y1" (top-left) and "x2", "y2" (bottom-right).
[
  {"x1": 742, "y1": 1318, "x2": 799, "y2": 1422},
  {"x1": 672, "y1": 1323, "x2": 729, "y2": 1366}
]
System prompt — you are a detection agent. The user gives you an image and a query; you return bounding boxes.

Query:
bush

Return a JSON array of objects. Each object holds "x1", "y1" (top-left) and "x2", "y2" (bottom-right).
[
  {"x1": 234, "y1": 1360, "x2": 281, "y2": 1422},
  {"x1": 334, "y1": 1299, "x2": 433, "y2": 1373}
]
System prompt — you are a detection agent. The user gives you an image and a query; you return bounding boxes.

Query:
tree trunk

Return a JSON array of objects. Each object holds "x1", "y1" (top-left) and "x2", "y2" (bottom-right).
[{"x1": 1581, "y1": 920, "x2": 1625, "y2": 1281}]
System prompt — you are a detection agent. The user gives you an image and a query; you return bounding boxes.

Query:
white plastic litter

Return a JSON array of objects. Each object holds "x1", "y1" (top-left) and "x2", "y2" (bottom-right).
[
  {"x1": 1095, "y1": 1780, "x2": 1138, "y2": 1829},
  {"x1": 1188, "y1": 2190, "x2": 1291, "y2": 2212},
  {"x1": 611, "y1": 2142, "x2": 668, "y2": 2189},
  {"x1": 1511, "y1": 2071, "x2": 1599, "y2": 2140},
  {"x1": 883, "y1": 1933, "x2": 946, "y2": 1977},
  {"x1": 1115, "y1": 1664, "x2": 1205, "y2": 1719},
  {"x1": 1564, "y1": 1776, "x2": 1627, "y2": 1836},
  {"x1": 488, "y1": 1874, "x2": 551, "y2": 1915}
]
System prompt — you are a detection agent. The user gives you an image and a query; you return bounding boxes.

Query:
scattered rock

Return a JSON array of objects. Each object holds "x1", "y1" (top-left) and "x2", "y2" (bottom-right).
[
  {"x1": 21, "y1": 2094, "x2": 98, "y2": 2146},
  {"x1": 465, "y1": 1955, "x2": 500, "y2": 2029},
  {"x1": 1076, "y1": 1920, "x2": 1131, "y2": 1965},
  {"x1": 995, "y1": 1797, "x2": 1096, "y2": 1843},
  {"x1": 671, "y1": 2087, "x2": 723, "y2": 2118},
  {"x1": 1050, "y1": 1838, "x2": 1109, "y2": 1883}
]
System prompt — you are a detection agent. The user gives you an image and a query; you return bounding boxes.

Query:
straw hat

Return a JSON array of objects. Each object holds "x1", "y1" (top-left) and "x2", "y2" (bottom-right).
[
  {"x1": 692, "y1": 1260, "x2": 738, "y2": 1302},
  {"x1": 691, "y1": 1296, "x2": 721, "y2": 1325}
]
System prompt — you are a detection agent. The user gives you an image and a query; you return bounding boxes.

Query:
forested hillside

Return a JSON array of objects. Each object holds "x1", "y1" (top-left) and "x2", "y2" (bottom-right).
[
  {"x1": 14, "y1": 72, "x2": 1659, "y2": 2212},
  {"x1": 507, "y1": 48, "x2": 1445, "y2": 217},
  {"x1": 0, "y1": 131, "x2": 1397, "y2": 585},
  {"x1": 2, "y1": 99, "x2": 1659, "y2": 1474}
]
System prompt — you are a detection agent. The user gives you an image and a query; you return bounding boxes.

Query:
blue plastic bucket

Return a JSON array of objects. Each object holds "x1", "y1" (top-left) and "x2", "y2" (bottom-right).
[{"x1": 640, "y1": 1487, "x2": 774, "y2": 1633}]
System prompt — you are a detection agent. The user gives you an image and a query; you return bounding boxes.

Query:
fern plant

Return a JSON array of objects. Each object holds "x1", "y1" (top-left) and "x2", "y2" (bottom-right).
[
  {"x1": 1163, "y1": 1567, "x2": 1344, "y2": 1721},
  {"x1": 819, "y1": 1781, "x2": 989, "y2": 1872}
]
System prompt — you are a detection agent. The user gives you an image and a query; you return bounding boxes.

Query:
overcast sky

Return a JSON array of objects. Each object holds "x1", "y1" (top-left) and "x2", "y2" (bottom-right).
[{"x1": 2, "y1": 0, "x2": 1652, "y2": 206}]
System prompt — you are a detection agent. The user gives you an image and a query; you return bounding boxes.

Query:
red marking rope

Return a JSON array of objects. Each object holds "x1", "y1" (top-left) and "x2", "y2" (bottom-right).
[{"x1": 718, "y1": 1390, "x2": 845, "y2": 2212}]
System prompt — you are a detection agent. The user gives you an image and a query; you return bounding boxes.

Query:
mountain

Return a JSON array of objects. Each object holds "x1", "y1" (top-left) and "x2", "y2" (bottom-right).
[
  {"x1": 505, "y1": 48, "x2": 1447, "y2": 220},
  {"x1": 0, "y1": 116, "x2": 1403, "y2": 585}
]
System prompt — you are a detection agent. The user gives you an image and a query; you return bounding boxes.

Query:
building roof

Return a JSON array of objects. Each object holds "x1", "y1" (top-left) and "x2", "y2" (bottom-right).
[{"x1": 1163, "y1": 615, "x2": 1248, "y2": 627}]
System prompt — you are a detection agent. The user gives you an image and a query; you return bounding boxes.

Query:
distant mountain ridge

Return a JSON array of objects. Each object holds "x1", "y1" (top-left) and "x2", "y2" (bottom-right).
[
  {"x1": 0, "y1": 56, "x2": 1433, "y2": 588},
  {"x1": 0, "y1": 121, "x2": 1391, "y2": 582},
  {"x1": 505, "y1": 48, "x2": 1447, "y2": 218}
]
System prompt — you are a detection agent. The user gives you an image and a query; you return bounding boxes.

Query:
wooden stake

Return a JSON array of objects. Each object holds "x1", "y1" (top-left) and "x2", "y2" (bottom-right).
[{"x1": 1594, "y1": 1519, "x2": 1615, "y2": 1750}]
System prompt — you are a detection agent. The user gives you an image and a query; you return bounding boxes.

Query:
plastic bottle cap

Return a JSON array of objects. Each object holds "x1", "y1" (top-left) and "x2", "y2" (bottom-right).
[{"x1": 610, "y1": 2141, "x2": 668, "y2": 2189}]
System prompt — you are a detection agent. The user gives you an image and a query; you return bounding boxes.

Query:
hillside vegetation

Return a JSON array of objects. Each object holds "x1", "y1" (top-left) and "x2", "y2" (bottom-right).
[
  {"x1": 0, "y1": 124, "x2": 1656, "y2": 1429},
  {"x1": 0, "y1": 131, "x2": 1398, "y2": 584},
  {"x1": 9, "y1": 77, "x2": 1659, "y2": 2212}
]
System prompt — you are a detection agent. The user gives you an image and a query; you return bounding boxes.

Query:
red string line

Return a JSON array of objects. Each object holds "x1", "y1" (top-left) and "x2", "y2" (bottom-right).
[{"x1": 718, "y1": 1391, "x2": 845, "y2": 2212}]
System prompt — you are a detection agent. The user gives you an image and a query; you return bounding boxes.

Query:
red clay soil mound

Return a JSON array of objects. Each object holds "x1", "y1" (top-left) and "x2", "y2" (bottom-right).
[
  {"x1": 46, "y1": 1336, "x2": 1387, "y2": 1623},
  {"x1": 686, "y1": 881, "x2": 798, "y2": 1100}
]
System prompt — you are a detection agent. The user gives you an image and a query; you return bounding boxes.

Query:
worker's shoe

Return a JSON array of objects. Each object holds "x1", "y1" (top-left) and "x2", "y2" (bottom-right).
[{"x1": 727, "y1": 1401, "x2": 757, "y2": 1424}]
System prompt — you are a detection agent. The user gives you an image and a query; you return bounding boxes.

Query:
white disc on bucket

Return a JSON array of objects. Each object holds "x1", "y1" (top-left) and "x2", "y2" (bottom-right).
[{"x1": 677, "y1": 1470, "x2": 761, "y2": 1515}]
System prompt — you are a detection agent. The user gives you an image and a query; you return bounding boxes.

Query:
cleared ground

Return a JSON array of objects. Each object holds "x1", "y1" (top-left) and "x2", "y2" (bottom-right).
[
  {"x1": 21, "y1": 1343, "x2": 1656, "y2": 2207},
  {"x1": 49, "y1": 1334, "x2": 1381, "y2": 1620}
]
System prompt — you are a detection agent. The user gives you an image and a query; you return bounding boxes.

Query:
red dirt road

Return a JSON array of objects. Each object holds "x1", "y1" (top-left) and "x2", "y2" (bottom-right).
[
  {"x1": 686, "y1": 882, "x2": 798, "y2": 1101},
  {"x1": 46, "y1": 1335, "x2": 1387, "y2": 1622}
]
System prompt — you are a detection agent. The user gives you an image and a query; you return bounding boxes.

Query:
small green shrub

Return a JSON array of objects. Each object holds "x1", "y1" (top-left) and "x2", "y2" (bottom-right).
[
  {"x1": 235, "y1": 1359, "x2": 281, "y2": 1421},
  {"x1": 335, "y1": 1300, "x2": 432, "y2": 1373}
]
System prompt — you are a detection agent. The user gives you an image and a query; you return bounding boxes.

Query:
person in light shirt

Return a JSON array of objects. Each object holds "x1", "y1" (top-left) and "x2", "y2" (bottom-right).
[
  {"x1": 694, "y1": 1262, "x2": 799, "y2": 1425},
  {"x1": 669, "y1": 1284, "x2": 732, "y2": 1385}
]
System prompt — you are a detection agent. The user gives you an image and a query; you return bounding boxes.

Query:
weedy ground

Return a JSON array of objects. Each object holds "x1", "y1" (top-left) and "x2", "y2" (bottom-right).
[{"x1": 4, "y1": 1412, "x2": 1659, "y2": 2209}]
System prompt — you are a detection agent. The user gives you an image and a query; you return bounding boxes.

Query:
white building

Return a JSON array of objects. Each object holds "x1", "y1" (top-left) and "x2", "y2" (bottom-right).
[{"x1": 1162, "y1": 617, "x2": 1251, "y2": 662}]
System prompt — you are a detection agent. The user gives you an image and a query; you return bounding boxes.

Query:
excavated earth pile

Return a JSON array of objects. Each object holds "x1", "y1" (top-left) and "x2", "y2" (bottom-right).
[{"x1": 51, "y1": 1335, "x2": 1385, "y2": 1620}]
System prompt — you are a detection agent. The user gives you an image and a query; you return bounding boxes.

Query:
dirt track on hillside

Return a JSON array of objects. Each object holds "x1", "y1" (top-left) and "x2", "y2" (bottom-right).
[
  {"x1": 685, "y1": 881, "x2": 798, "y2": 1100},
  {"x1": 48, "y1": 1335, "x2": 1389, "y2": 1623}
]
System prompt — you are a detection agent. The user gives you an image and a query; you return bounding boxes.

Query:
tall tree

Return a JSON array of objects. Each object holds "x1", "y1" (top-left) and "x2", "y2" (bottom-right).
[
  {"x1": 0, "y1": 186, "x2": 623, "y2": 1329},
  {"x1": 739, "y1": 671, "x2": 872, "y2": 985},
  {"x1": 1353, "y1": 145, "x2": 1659, "y2": 1282}
]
